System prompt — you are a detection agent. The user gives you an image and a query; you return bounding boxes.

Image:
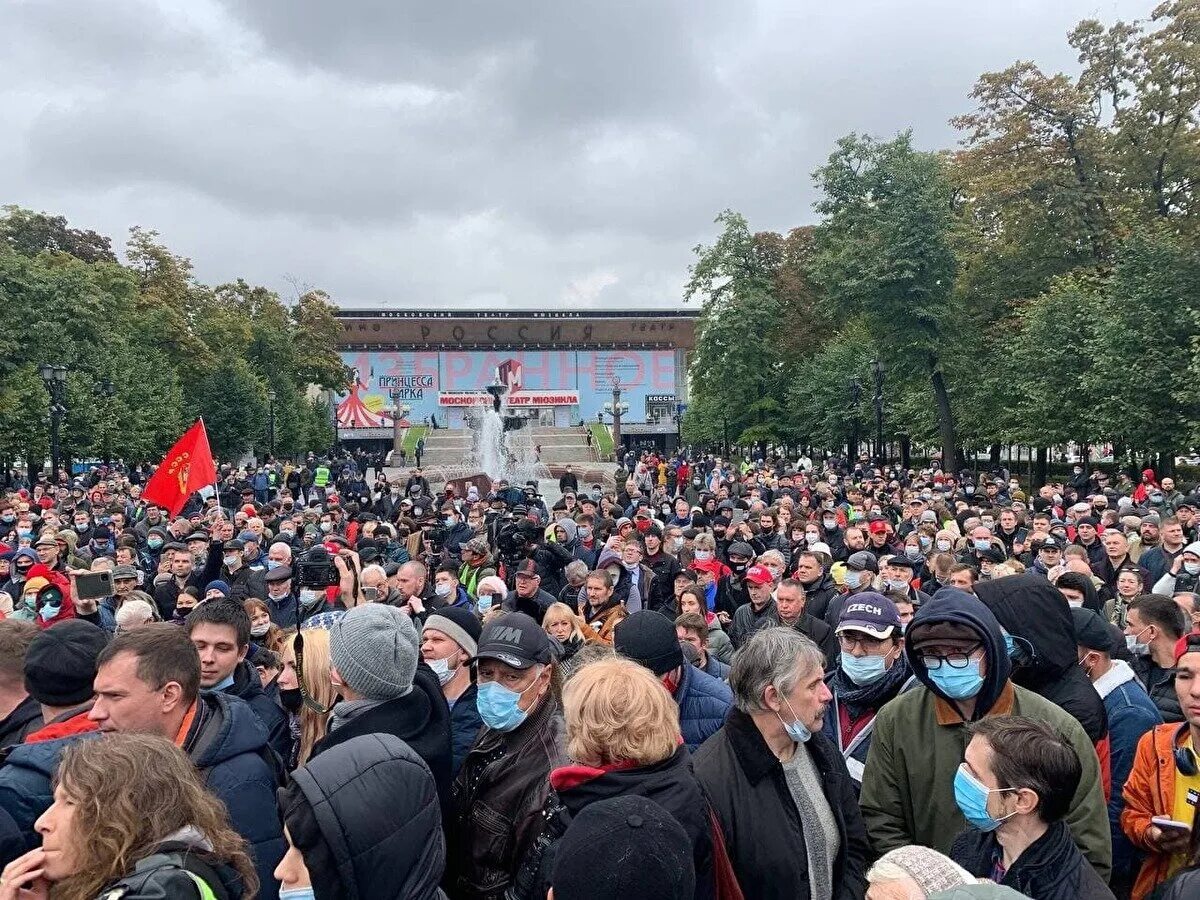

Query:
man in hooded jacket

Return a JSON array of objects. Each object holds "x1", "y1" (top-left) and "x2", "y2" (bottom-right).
[
  {"x1": 859, "y1": 590, "x2": 1111, "y2": 881},
  {"x1": 973, "y1": 573, "x2": 1112, "y2": 799}
]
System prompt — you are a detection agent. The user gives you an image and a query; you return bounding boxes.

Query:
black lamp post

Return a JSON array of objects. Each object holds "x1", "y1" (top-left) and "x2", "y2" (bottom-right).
[
  {"x1": 603, "y1": 377, "x2": 628, "y2": 455},
  {"x1": 266, "y1": 389, "x2": 277, "y2": 459},
  {"x1": 872, "y1": 359, "x2": 886, "y2": 465},
  {"x1": 39, "y1": 364, "x2": 68, "y2": 482},
  {"x1": 848, "y1": 376, "x2": 862, "y2": 461},
  {"x1": 93, "y1": 379, "x2": 114, "y2": 463}
]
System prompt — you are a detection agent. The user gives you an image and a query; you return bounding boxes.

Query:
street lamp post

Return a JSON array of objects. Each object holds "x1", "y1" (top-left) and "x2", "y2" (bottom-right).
[
  {"x1": 872, "y1": 359, "x2": 886, "y2": 466},
  {"x1": 602, "y1": 376, "x2": 629, "y2": 457},
  {"x1": 266, "y1": 389, "x2": 277, "y2": 459},
  {"x1": 39, "y1": 364, "x2": 68, "y2": 483},
  {"x1": 93, "y1": 379, "x2": 114, "y2": 463},
  {"x1": 848, "y1": 376, "x2": 862, "y2": 462}
]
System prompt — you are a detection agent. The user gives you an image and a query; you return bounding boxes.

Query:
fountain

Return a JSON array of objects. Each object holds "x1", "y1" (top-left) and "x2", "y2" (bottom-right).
[{"x1": 429, "y1": 370, "x2": 551, "y2": 497}]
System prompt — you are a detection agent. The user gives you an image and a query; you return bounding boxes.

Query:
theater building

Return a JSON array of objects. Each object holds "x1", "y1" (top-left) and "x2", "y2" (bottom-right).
[{"x1": 332, "y1": 309, "x2": 698, "y2": 453}]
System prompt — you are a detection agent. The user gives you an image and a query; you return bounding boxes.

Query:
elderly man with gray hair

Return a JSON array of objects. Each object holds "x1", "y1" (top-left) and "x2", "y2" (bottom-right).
[{"x1": 694, "y1": 626, "x2": 868, "y2": 900}]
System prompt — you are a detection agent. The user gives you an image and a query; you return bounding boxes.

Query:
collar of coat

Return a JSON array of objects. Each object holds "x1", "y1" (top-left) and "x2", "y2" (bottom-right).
[
  {"x1": 933, "y1": 679, "x2": 1015, "y2": 726},
  {"x1": 723, "y1": 707, "x2": 835, "y2": 785}
]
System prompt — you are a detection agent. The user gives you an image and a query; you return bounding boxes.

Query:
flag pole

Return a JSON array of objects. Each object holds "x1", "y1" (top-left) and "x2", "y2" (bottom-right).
[{"x1": 200, "y1": 418, "x2": 222, "y2": 520}]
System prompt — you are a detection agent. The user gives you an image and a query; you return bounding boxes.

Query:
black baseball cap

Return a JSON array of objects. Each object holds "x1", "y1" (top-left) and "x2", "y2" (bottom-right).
[{"x1": 472, "y1": 612, "x2": 554, "y2": 670}]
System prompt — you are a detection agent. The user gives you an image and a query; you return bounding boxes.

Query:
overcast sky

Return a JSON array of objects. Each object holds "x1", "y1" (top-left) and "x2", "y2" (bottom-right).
[{"x1": 1, "y1": 0, "x2": 1152, "y2": 311}]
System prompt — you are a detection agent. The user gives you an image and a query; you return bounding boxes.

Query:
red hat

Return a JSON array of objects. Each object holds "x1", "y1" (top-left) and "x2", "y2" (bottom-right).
[
  {"x1": 744, "y1": 565, "x2": 775, "y2": 586},
  {"x1": 868, "y1": 519, "x2": 890, "y2": 535},
  {"x1": 241, "y1": 504, "x2": 257, "y2": 516},
  {"x1": 1174, "y1": 632, "x2": 1200, "y2": 665}
]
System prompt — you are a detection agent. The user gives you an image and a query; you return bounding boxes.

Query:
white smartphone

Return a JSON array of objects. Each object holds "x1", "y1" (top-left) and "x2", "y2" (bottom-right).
[{"x1": 1152, "y1": 816, "x2": 1192, "y2": 832}]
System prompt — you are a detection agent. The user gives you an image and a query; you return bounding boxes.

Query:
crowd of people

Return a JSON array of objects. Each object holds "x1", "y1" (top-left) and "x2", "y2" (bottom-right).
[{"x1": 0, "y1": 450, "x2": 1196, "y2": 898}]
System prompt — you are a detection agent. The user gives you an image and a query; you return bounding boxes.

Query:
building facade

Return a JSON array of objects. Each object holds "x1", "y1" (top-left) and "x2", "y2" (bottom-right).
[{"x1": 333, "y1": 310, "x2": 697, "y2": 451}]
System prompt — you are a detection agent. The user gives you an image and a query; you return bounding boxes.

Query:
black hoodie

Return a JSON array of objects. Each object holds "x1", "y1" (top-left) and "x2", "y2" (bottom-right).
[
  {"x1": 905, "y1": 588, "x2": 1012, "y2": 721},
  {"x1": 973, "y1": 574, "x2": 1109, "y2": 744}
]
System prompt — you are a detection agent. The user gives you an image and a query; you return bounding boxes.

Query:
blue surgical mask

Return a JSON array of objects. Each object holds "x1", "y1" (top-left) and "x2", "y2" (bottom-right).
[
  {"x1": 775, "y1": 697, "x2": 811, "y2": 743},
  {"x1": 147, "y1": 538, "x2": 163, "y2": 550},
  {"x1": 477, "y1": 594, "x2": 494, "y2": 612},
  {"x1": 973, "y1": 539, "x2": 991, "y2": 552},
  {"x1": 1126, "y1": 626, "x2": 1151, "y2": 657},
  {"x1": 841, "y1": 651, "x2": 890, "y2": 686},
  {"x1": 266, "y1": 559, "x2": 281, "y2": 571},
  {"x1": 954, "y1": 764, "x2": 1017, "y2": 832},
  {"x1": 38, "y1": 603, "x2": 60, "y2": 622},
  {"x1": 223, "y1": 554, "x2": 239, "y2": 568},
  {"x1": 1001, "y1": 630, "x2": 1015, "y2": 658},
  {"x1": 279, "y1": 888, "x2": 316, "y2": 900},
  {"x1": 477, "y1": 676, "x2": 538, "y2": 732},
  {"x1": 925, "y1": 657, "x2": 985, "y2": 700}
]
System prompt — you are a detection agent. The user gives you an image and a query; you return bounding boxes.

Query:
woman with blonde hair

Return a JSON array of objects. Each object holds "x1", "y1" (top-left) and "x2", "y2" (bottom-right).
[
  {"x1": 510, "y1": 657, "x2": 715, "y2": 899},
  {"x1": 278, "y1": 628, "x2": 336, "y2": 768},
  {"x1": 0, "y1": 733, "x2": 256, "y2": 900},
  {"x1": 541, "y1": 602, "x2": 599, "y2": 677}
]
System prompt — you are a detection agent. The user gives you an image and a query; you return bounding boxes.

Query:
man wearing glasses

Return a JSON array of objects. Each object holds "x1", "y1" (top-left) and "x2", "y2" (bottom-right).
[
  {"x1": 859, "y1": 589, "x2": 1112, "y2": 882},
  {"x1": 819, "y1": 593, "x2": 915, "y2": 792}
]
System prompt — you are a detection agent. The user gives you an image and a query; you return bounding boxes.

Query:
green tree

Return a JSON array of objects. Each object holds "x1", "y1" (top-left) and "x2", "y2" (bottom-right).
[
  {"x1": 188, "y1": 359, "x2": 269, "y2": 460},
  {"x1": 812, "y1": 132, "x2": 963, "y2": 468}
]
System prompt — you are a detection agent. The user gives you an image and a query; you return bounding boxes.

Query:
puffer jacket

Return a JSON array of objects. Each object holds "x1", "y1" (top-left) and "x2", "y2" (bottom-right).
[
  {"x1": 93, "y1": 827, "x2": 248, "y2": 900},
  {"x1": 449, "y1": 692, "x2": 568, "y2": 900},
  {"x1": 951, "y1": 819, "x2": 1115, "y2": 900},
  {"x1": 286, "y1": 733, "x2": 445, "y2": 899},
  {"x1": 183, "y1": 691, "x2": 286, "y2": 900},
  {"x1": 675, "y1": 659, "x2": 733, "y2": 752},
  {"x1": 509, "y1": 746, "x2": 714, "y2": 900}
]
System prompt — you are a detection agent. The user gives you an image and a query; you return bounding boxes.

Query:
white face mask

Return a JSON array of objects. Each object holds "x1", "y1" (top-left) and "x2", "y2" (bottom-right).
[
  {"x1": 694, "y1": 550, "x2": 713, "y2": 561},
  {"x1": 434, "y1": 582, "x2": 453, "y2": 598}
]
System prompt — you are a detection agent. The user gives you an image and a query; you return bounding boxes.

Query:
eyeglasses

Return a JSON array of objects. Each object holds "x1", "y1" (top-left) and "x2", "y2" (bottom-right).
[
  {"x1": 839, "y1": 634, "x2": 890, "y2": 652},
  {"x1": 919, "y1": 644, "x2": 983, "y2": 669}
]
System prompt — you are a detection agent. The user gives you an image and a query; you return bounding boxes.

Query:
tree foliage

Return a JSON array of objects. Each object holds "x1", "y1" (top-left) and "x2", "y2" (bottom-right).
[
  {"x1": 0, "y1": 207, "x2": 348, "y2": 469},
  {"x1": 684, "y1": 2, "x2": 1200, "y2": 471}
]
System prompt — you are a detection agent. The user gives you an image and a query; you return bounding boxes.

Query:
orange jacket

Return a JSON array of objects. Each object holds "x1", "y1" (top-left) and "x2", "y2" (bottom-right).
[{"x1": 1120, "y1": 722, "x2": 1190, "y2": 900}]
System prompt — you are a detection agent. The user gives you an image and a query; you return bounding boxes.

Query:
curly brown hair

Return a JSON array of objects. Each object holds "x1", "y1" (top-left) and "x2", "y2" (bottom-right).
[{"x1": 49, "y1": 734, "x2": 258, "y2": 900}]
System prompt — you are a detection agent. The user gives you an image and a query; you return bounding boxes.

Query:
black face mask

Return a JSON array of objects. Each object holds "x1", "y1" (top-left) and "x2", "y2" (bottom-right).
[{"x1": 280, "y1": 688, "x2": 303, "y2": 714}]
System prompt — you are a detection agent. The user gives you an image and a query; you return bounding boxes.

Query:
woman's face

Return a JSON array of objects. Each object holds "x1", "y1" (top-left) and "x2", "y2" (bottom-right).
[
  {"x1": 277, "y1": 645, "x2": 298, "y2": 691},
  {"x1": 546, "y1": 618, "x2": 573, "y2": 641},
  {"x1": 34, "y1": 784, "x2": 82, "y2": 880},
  {"x1": 1117, "y1": 572, "x2": 1141, "y2": 598},
  {"x1": 275, "y1": 827, "x2": 313, "y2": 890},
  {"x1": 249, "y1": 607, "x2": 271, "y2": 631},
  {"x1": 679, "y1": 593, "x2": 701, "y2": 615}
]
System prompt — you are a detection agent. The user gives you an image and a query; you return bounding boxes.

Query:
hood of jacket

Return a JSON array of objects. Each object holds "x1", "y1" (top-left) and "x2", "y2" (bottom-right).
[
  {"x1": 185, "y1": 690, "x2": 271, "y2": 771},
  {"x1": 228, "y1": 659, "x2": 267, "y2": 705},
  {"x1": 288, "y1": 732, "x2": 444, "y2": 900},
  {"x1": 973, "y1": 574, "x2": 1077, "y2": 681},
  {"x1": 905, "y1": 588, "x2": 1011, "y2": 718}
]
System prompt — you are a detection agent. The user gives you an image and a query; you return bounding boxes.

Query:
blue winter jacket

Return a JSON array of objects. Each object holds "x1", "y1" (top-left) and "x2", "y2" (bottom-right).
[
  {"x1": 449, "y1": 683, "x2": 484, "y2": 776},
  {"x1": 1095, "y1": 660, "x2": 1162, "y2": 883},
  {"x1": 676, "y1": 662, "x2": 733, "y2": 752}
]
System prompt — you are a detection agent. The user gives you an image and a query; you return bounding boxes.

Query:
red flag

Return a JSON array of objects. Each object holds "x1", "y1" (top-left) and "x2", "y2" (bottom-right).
[{"x1": 142, "y1": 420, "x2": 218, "y2": 517}]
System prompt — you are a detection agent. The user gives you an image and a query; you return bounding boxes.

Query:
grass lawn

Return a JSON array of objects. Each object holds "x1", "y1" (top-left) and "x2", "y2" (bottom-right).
[
  {"x1": 589, "y1": 422, "x2": 614, "y2": 457},
  {"x1": 400, "y1": 426, "x2": 428, "y2": 454}
]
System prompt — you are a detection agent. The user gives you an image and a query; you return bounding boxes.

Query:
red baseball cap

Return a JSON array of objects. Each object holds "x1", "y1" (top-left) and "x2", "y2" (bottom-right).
[
  {"x1": 745, "y1": 565, "x2": 775, "y2": 586},
  {"x1": 868, "y1": 519, "x2": 890, "y2": 535}
]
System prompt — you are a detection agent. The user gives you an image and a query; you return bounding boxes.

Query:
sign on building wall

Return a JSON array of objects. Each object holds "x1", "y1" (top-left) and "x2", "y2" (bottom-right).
[{"x1": 334, "y1": 350, "x2": 677, "y2": 431}]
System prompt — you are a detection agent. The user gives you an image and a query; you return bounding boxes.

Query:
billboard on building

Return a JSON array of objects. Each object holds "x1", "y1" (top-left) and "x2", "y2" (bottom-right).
[{"x1": 334, "y1": 349, "x2": 677, "y2": 431}]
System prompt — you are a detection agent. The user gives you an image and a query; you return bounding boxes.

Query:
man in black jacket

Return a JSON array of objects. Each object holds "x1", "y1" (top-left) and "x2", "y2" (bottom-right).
[
  {"x1": 775, "y1": 578, "x2": 838, "y2": 672},
  {"x1": 184, "y1": 600, "x2": 291, "y2": 763},
  {"x1": 694, "y1": 626, "x2": 868, "y2": 900},
  {"x1": 313, "y1": 603, "x2": 452, "y2": 809}
]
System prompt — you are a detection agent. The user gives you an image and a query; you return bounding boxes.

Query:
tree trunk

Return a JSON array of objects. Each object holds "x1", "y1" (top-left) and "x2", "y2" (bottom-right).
[
  {"x1": 928, "y1": 360, "x2": 960, "y2": 473},
  {"x1": 900, "y1": 435, "x2": 911, "y2": 469},
  {"x1": 1035, "y1": 447, "x2": 1048, "y2": 488},
  {"x1": 989, "y1": 444, "x2": 1002, "y2": 468}
]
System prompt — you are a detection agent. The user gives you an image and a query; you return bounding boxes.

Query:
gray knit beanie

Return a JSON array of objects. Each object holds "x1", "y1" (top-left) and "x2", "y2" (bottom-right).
[
  {"x1": 869, "y1": 846, "x2": 974, "y2": 894},
  {"x1": 329, "y1": 604, "x2": 418, "y2": 701}
]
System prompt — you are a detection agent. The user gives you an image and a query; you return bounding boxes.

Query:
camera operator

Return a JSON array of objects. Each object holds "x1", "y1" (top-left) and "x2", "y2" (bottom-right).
[
  {"x1": 499, "y1": 517, "x2": 572, "y2": 598},
  {"x1": 439, "y1": 501, "x2": 473, "y2": 564}
]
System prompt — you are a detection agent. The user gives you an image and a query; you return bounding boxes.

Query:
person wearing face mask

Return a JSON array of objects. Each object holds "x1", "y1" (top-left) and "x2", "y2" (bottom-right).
[
  {"x1": 695, "y1": 626, "x2": 868, "y2": 900},
  {"x1": 312, "y1": 603, "x2": 452, "y2": 816},
  {"x1": 949, "y1": 716, "x2": 1116, "y2": 899},
  {"x1": 880, "y1": 553, "x2": 932, "y2": 609},
  {"x1": 450, "y1": 612, "x2": 566, "y2": 900},
  {"x1": 0, "y1": 549, "x2": 37, "y2": 603},
  {"x1": 1124, "y1": 595, "x2": 1188, "y2": 723},
  {"x1": 421, "y1": 608, "x2": 483, "y2": 776},
  {"x1": 822, "y1": 551, "x2": 879, "y2": 631},
  {"x1": 432, "y1": 565, "x2": 473, "y2": 611},
  {"x1": 1071, "y1": 606, "x2": 1161, "y2": 896},
  {"x1": 821, "y1": 594, "x2": 915, "y2": 794},
  {"x1": 203, "y1": 537, "x2": 267, "y2": 603},
  {"x1": 640, "y1": 524, "x2": 682, "y2": 613},
  {"x1": 1153, "y1": 541, "x2": 1200, "y2": 598},
  {"x1": 859, "y1": 590, "x2": 1112, "y2": 881}
]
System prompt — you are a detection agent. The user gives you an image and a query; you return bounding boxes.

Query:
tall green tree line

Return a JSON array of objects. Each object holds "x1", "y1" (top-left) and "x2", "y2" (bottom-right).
[
  {"x1": 0, "y1": 207, "x2": 347, "y2": 470},
  {"x1": 684, "y1": 0, "x2": 1200, "y2": 475}
]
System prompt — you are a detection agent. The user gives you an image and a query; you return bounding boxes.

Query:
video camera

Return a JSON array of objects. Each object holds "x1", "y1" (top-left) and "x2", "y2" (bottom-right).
[
  {"x1": 497, "y1": 520, "x2": 538, "y2": 566},
  {"x1": 295, "y1": 545, "x2": 340, "y2": 589}
]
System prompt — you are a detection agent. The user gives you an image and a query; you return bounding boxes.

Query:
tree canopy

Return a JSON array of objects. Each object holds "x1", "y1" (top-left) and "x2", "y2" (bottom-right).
[
  {"x1": 0, "y1": 208, "x2": 344, "y2": 470},
  {"x1": 684, "y1": 0, "x2": 1200, "y2": 473}
]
